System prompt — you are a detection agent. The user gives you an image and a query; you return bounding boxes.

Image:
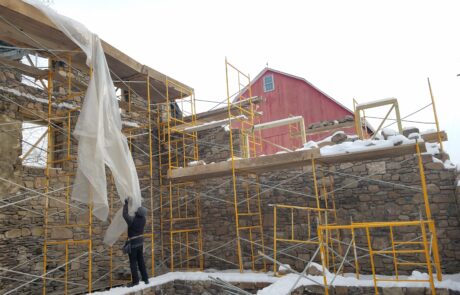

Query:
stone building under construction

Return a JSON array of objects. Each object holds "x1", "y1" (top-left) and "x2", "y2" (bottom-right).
[{"x1": 0, "y1": 1, "x2": 459, "y2": 295}]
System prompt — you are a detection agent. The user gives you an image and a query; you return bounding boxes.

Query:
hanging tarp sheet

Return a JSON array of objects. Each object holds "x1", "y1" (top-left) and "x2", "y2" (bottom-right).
[{"x1": 26, "y1": 0, "x2": 142, "y2": 245}]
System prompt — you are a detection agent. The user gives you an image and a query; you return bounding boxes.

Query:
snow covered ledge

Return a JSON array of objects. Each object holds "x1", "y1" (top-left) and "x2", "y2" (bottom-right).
[{"x1": 90, "y1": 270, "x2": 460, "y2": 295}]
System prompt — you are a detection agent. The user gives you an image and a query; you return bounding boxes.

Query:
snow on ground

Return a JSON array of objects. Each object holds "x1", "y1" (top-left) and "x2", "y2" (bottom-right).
[
  {"x1": 90, "y1": 270, "x2": 460, "y2": 295},
  {"x1": 258, "y1": 271, "x2": 460, "y2": 295},
  {"x1": 90, "y1": 270, "x2": 277, "y2": 295}
]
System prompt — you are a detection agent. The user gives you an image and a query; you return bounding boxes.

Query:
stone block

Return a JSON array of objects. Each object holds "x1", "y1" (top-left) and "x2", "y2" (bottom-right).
[
  {"x1": 367, "y1": 161, "x2": 386, "y2": 175},
  {"x1": 427, "y1": 184, "x2": 440, "y2": 194},
  {"x1": 340, "y1": 163, "x2": 353, "y2": 170},
  {"x1": 341, "y1": 178, "x2": 359, "y2": 189},
  {"x1": 49, "y1": 198, "x2": 67, "y2": 209},
  {"x1": 5, "y1": 229, "x2": 22, "y2": 238},
  {"x1": 368, "y1": 185, "x2": 380, "y2": 193},
  {"x1": 425, "y1": 162, "x2": 444, "y2": 170},
  {"x1": 403, "y1": 127, "x2": 419, "y2": 137},
  {"x1": 21, "y1": 228, "x2": 31, "y2": 237},
  {"x1": 405, "y1": 287, "x2": 425, "y2": 295},
  {"x1": 34, "y1": 177, "x2": 46, "y2": 189},
  {"x1": 331, "y1": 132, "x2": 347, "y2": 144},
  {"x1": 334, "y1": 286, "x2": 348, "y2": 295},
  {"x1": 434, "y1": 289, "x2": 450, "y2": 295},
  {"x1": 352, "y1": 164, "x2": 366, "y2": 172},
  {"x1": 400, "y1": 174, "x2": 414, "y2": 183},
  {"x1": 31, "y1": 227, "x2": 43, "y2": 236},
  {"x1": 382, "y1": 287, "x2": 404, "y2": 295},
  {"x1": 359, "y1": 195, "x2": 371, "y2": 202},
  {"x1": 50, "y1": 227, "x2": 73, "y2": 239}
]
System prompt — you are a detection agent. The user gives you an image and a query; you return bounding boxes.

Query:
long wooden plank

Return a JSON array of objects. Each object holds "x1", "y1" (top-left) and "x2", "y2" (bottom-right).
[
  {"x1": 168, "y1": 142, "x2": 427, "y2": 182},
  {"x1": 168, "y1": 148, "x2": 320, "y2": 181}
]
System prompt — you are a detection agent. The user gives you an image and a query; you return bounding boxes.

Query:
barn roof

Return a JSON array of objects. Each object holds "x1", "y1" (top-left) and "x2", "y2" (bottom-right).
[{"x1": 250, "y1": 67, "x2": 354, "y2": 115}]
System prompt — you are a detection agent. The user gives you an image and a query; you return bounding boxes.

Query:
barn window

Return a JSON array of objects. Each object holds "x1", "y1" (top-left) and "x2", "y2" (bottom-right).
[{"x1": 263, "y1": 75, "x2": 274, "y2": 92}]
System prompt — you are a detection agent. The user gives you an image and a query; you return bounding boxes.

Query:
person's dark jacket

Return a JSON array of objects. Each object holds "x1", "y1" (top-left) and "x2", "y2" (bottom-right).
[{"x1": 123, "y1": 200, "x2": 146, "y2": 248}]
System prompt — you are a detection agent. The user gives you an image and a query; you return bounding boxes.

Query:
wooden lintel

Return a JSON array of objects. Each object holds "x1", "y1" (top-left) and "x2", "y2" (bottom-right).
[
  {"x1": 306, "y1": 121, "x2": 355, "y2": 135},
  {"x1": 317, "y1": 141, "x2": 426, "y2": 165},
  {"x1": 168, "y1": 148, "x2": 320, "y2": 181},
  {"x1": 355, "y1": 98, "x2": 397, "y2": 110},
  {"x1": 420, "y1": 131, "x2": 447, "y2": 143},
  {"x1": 168, "y1": 141, "x2": 428, "y2": 182}
]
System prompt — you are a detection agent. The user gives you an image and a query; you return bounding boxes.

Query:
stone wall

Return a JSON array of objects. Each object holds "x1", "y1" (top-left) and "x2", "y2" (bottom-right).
[
  {"x1": 1, "y1": 64, "x2": 460, "y2": 295},
  {"x1": 194, "y1": 128, "x2": 460, "y2": 276},
  {"x1": 197, "y1": 126, "x2": 241, "y2": 163},
  {"x1": 0, "y1": 69, "x2": 160, "y2": 294}
]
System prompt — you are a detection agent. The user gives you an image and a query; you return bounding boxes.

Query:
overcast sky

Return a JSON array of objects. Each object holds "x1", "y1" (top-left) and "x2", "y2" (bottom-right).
[{"x1": 51, "y1": 0, "x2": 460, "y2": 163}]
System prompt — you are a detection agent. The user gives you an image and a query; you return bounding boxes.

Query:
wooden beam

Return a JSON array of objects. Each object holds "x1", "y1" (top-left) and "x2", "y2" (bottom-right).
[
  {"x1": 305, "y1": 121, "x2": 355, "y2": 135},
  {"x1": 0, "y1": 56, "x2": 47, "y2": 78},
  {"x1": 168, "y1": 148, "x2": 321, "y2": 181},
  {"x1": 355, "y1": 98, "x2": 398, "y2": 110},
  {"x1": 170, "y1": 97, "x2": 262, "y2": 132},
  {"x1": 173, "y1": 115, "x2": 247, "y2": 133},
  {"x1": 168, "y1": 142, "x2": 427, "y2": 182},
  {"x1": 318, "y1": 142, "x2": 426, "y2": 165},
  {"x1": 421, "y1": 131, "x2": 447, "y2": 143},
  {"x1": 185, "y1": 96, "x2": 262, "y2": 123}
]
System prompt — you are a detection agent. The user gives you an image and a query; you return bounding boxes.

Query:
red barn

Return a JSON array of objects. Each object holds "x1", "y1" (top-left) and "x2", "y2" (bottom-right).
[{"x1": 238, "y1": 68, "x2": 357, "y2": 156}]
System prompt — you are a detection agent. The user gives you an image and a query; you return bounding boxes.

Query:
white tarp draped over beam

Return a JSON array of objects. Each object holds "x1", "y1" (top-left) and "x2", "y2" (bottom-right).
[{"x1": 27, "y1": 0, "x2": 142, "y2": 245}]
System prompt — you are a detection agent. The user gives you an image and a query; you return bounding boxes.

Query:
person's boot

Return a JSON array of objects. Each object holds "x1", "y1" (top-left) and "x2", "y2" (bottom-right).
[
  {"x1": 143, "y1": 279, "x2": 149, "y2": 285},
  {"x1": 127, "y1": 281, "x2": 139, "y2": 287}
]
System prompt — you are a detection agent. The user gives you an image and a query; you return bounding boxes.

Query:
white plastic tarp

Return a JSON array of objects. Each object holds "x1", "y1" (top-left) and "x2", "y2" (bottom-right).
[{"x1": 26, "y1": 0, "x2": 142, "y2": 245}]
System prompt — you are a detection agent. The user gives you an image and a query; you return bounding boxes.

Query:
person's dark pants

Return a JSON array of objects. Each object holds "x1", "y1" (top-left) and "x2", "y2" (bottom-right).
[{"x1": 128, "y1": 245, "x2": 148, "y2": 284}]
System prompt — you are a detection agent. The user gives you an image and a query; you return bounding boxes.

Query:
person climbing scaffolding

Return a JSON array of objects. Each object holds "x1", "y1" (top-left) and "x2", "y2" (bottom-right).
[{"x1": 123, "y1": 198, "x2": 149, "y2": 287}]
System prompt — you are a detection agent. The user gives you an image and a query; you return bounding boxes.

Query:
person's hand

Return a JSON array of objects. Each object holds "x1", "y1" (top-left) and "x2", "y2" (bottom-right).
[{"x1": 124, "y1": 198, "x2": 129, "y2": 205}]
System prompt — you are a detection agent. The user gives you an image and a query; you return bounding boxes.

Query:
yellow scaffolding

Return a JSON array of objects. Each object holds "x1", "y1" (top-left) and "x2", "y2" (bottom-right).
[
  {"x1": 318, "y1": 220, "x2": 439, "y2": 295},
  {"x1": 272, "y1": 157, "x2": 341, "y2": 276},
  {"x1": 315, "y1": 143, "x2": 442, "y2": 295},
  {"x1": 42, "y1": 58, "x2": 92, "y2": 294},
  {"x1": 225, "y1": 58, "x2": 266, "y2": 272},
  {"x1": 157, "y1": 79, "x2": 203, "y2": 271},
  {"x1": 354, "y1": 85, "x2": 445, "y2": 151}
]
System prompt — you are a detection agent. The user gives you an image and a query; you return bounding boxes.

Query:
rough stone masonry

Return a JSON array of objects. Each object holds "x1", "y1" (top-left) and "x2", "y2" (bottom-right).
[
  {"x1": 1, "y1": 64, "x2": 460, "y2": 294},
  {"x1": 194, "y1": 126, "x2": 460, "y2": 275}
]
